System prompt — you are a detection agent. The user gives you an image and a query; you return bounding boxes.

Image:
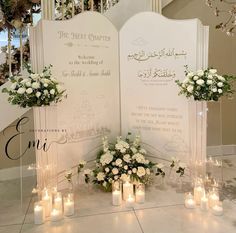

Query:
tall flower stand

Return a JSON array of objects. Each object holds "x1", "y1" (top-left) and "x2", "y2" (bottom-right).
[{"x1": 33, "y1": 105, "x2": 59, "y2": 191}]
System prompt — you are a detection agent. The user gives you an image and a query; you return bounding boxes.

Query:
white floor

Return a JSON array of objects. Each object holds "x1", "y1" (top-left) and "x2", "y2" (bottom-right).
[{"x1": 1, "y1": 154, "x2": 236, "y2": 233}]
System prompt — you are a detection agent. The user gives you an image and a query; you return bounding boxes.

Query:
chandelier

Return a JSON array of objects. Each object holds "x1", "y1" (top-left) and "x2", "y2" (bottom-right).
[{"x1": 205, "y1": 0, "x2": 236, "y2": 36}]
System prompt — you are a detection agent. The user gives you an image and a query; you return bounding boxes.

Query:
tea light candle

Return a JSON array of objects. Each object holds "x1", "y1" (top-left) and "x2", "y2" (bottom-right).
[
  {"x1": 135, "y1": 190, "x2": 145, "y2": 204},
  {"x1": 123, "y1": 182, "x2": 133, "y2": 200},
  {"x1": 200, "y1": 195, "x2": 209, "y2": 211},
  {"x1": 112, "y1": 190, "x2": 122, "y2": 206},
  {"x1": 34, "y1": 203, "x2": 45, "y2": 225},
  {"x1": 212, "y1": 203, "x2": 223, "y2": 216},
  {"x1": 50, "y1": 208, "x2": 62, "y2": 222},
  {"x1": 42, "y1": 189, "x2": 52, "y2": 217},
  {"x1": 126, "y1": 194, "x2": 135, "y2": 208},
  {"x1": 54, "y1": 192, "x2": 63, "y2": 212},
  {"x1": 194, "y1": 186, "x2": 204, "y2": 205}
]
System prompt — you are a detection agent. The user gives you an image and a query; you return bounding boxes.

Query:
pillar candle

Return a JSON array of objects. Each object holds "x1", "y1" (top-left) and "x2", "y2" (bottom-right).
[
  {"x1": 126, "y1": 195, "x2": 135, "y2": 208},
  {"x1": 112, "y1": 190, "x2": 122, "y2": 206},
  {"x1": 34, "y1": 203, "x2": 45, "y2": 225},
  {"x1": 123, "y1": 182, "x2": 133, "y2": 200},
  {"x1": 194, "y1": 186, "x2": 204, "y2": 205},
  {"x1": 50, "y1": 208, "x2": 62, "y2": 222},
  {"x1": 135, "y1": 190, "x2": 145, "y2": 204},
  {"x1": 200, "y1": 195, "x2": 209, "y2": 211}
]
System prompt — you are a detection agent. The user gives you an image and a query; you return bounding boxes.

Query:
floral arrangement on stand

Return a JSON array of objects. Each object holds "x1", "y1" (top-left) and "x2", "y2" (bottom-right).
[
  {"x1": 2, "y1": 64, "x2": 65, "y2": 107},
  {"x1": 176, "y1": 66, "x2": 236, "y2": 101}
]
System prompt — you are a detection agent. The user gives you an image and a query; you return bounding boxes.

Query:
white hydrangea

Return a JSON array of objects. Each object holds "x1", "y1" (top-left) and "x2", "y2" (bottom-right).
[
  {"x1": 32, "y1": 82, "x2": 40, "y2": 89},
  {"x1": 137, "y1": 167, "x2": 146, "y2": 177},
  {"x1": 97, "y1": 172, "x2": 105, "y2": 181},
  {"x1": 17, "y1": 87, "x2": 26, "y2": 94},
  {"x1": 100, "y1": 152, "x2": 113, "y2": 166},
  {"x1": 123, "y1": 154, "x2": 131, "y2": 163},
  {"x1": 112, "y1": 168, "x2": 119, "y2": 175}
]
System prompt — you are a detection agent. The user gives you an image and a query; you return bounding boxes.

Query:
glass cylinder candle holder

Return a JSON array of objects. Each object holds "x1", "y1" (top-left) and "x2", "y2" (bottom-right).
[
  {"x1": 211, "y1": 201, "x2": 223, "y2": 216},
  {"x1": 41, "y1": 188, "x2": 52, "y2": 217},
  {"x1": 34, "y1": 202, "x2": 45, "y2": 225},
  {"x1": 50, "y1": 208, "x2": 62, "y2": 222},
  {"x1": 123, "y1": 181, "x2": 133, "y2": 201},
  {"x1": 112, "y1": 181, "x2": 122, "y2": 206},
  {"x1": 208, "y1": 189, "x2": 219, "y2": 208},
  {"x1": 64, "y1": 193, "x2": 75, "y2": 216},
  {"x1": 194, "y1": 178, "x2": 205, "y2": 205},
  {"x1": 200, "y1": 192, "x2": 209, "y2": 211},
  {"x1": 184, "y1": 192, "x2": 196, "y2": 209},
  {"x1": 135, "y1": 183, "x2": 145, "y2": 204},
  {"x1": 126, "y1": 194, "x2": 135, "y2": 208},
  {"x1": 54, "y1": 192, "x2": 63, "y2": 212}
]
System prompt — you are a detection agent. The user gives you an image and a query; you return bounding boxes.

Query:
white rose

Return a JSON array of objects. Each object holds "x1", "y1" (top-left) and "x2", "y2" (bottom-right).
[
  {"x1": 10, "y1": 83, "x2": 17, "y2": 90},
  {"x1": 187, "y1": 85, "x2": 194, "y2": 93},
  {"x1": 32, "y1": 82, "x2": 40, "y2": 89},
  {"x1": 208, "y1": 74, "x2": 213, "y2": 79},
  {"x1": 43, "y1": 90, "x2": 49, "y2": 95},
  {"x1": 114, "y1": 175, "x2": 119, "y2": 180},
  {"x1": 187, "y1": 72, "x2": 194, "y2": 78},
  {"x1": 218, "y1": 75, "x2": 225, "y2": 81},
  {"x1": 17, "y1": 87, "x2": 26, "y2": 94},
  {"x1": 197, "y1": 70, "x2": 204, "y2": 76},
  {"x1": 26, "y1": 88, "x2": 33, "y2": 94},
  {"x1": 218, "y1": 89, "x2": 223, "y2": 94},
  {"x1": 26, "y1": 81, "x2": 31, "y2": 87},
  {"x1": 132, "y1": 168, "x2": 137, "y2": 173},
  {"x1": 31, "y1": 74, "x2": 40, "y2": 80},
  {"x1": 50, "y1": 89, "x2": 55, "y2": 95},
  {"x1": 44, "y1": 83, "x2": 48, "y2": 88},
  {"x1": 193, "y1": 75, "x2": 199, "y2": 81},
  {"x1": 97, "y1": 172, "x2": 105, "y2": 181},
  {"x1": 212, "y1": 88, "x2": 217, "y2": 93},
  {"x1": 209, "y1": 69, "x2": 217, "y2": 74},
  {"x1": 112, "y1": 168, "x2": 119, "y2": 175},
  {"x1": 115, "y1": 159, "x2": 122, "y2": 166},
  {"x1": 207, "y1": 80, "x2": 213, "y2": 85},
  {"x1": 36, "y1": 92, "x2": 41, "y2": 98},
  {"x1": 137, "y1": 167, "x2": 146, "y2": 177},
  {"x1": 128, "y1": 170, "x2": 132, "y2": 175},
  {"x1": 196, "y1": 79, "x2": 204, "y2": 86},
  {"x1": 105, "y1": 167, "x2": 110, "y2": 173},
  {"x1": 124, "y1": 165, "x2": 128, "y2": 170},
  {"x1": 217, "y1": 82, "x2": 223, "y2": 87}
]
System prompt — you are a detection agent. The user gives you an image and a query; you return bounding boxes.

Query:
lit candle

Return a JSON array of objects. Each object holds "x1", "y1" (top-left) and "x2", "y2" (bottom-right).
[
  {"x1": 50, "y1": 208, "x2": 62, "y2": 222},
  {"x1": 200, "y1": 194, "x2": 209, "y2": 211},
  {"x1": 211, "y1": 203, "x2": 223, "y2": 216},
  {"x1": 112, "y1": 190, "x2": 122, "y2": 206},
  {"x1": 208, "y1": 191, "x2": 219, "y2": 208},
  {"x1": 135, "y1": 190, "x2": 145, "y2": 204},
  {"x1": 194, "y1": 186, "x2": 204, "y2": 205},
  {"x1": 42, "y1": 189, "x2": 52, "y2": 217},
  {"x1": 126, "y1": 194, "x2": 135, "y2": 208},
  {"x1": 64, "y1": 193, "x2": 75, "y2": 216},
  {"x1": 54, "y1": 192, "x2": 63, "y2": 212},
  {"x1": 34, "y1": 203, "x2": 45, "y2": 225},
  {"x1": 123, "y1": 182, "x2": 133, "y2": 201},
  {"x1": 184, "y1": 193, "x2": 196, "y2": 209}
]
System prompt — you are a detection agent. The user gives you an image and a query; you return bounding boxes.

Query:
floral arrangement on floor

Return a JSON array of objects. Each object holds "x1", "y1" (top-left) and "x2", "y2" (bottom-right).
[
  {"x1": 2, "y1": 64, "x2": 65, "y2": 108},
  {"x1": 176, "y1": 67, "x2": 236, "y2": 101},
  {"x1": 72, "y1": 133, "x2": 186, "y2": 192}
]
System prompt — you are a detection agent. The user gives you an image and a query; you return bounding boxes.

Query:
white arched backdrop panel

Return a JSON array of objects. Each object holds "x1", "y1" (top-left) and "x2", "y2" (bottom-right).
[{"x1": 30, "y1": 12, "x2": 208, "y2": 189}]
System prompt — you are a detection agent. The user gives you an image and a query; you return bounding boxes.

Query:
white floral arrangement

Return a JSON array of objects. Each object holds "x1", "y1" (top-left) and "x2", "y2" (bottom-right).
[
  {"x1": 176, "y1": 67, "x2": 235, "y2": 101},
  {"x1": 2, "y1": 64, "x2": 65, "y2": 108},
  {"x1": 85, "y1": 133, "x2": 157, "y2": 191}
]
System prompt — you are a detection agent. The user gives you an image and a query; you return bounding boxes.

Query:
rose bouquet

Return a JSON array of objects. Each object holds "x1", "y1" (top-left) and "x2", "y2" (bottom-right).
[
  {"x1": 176, "y1": 67, "x2": 235, "y2": 101},
  {"x1": 2, "y1": 64, "x2": 65, "y2": 108}
]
